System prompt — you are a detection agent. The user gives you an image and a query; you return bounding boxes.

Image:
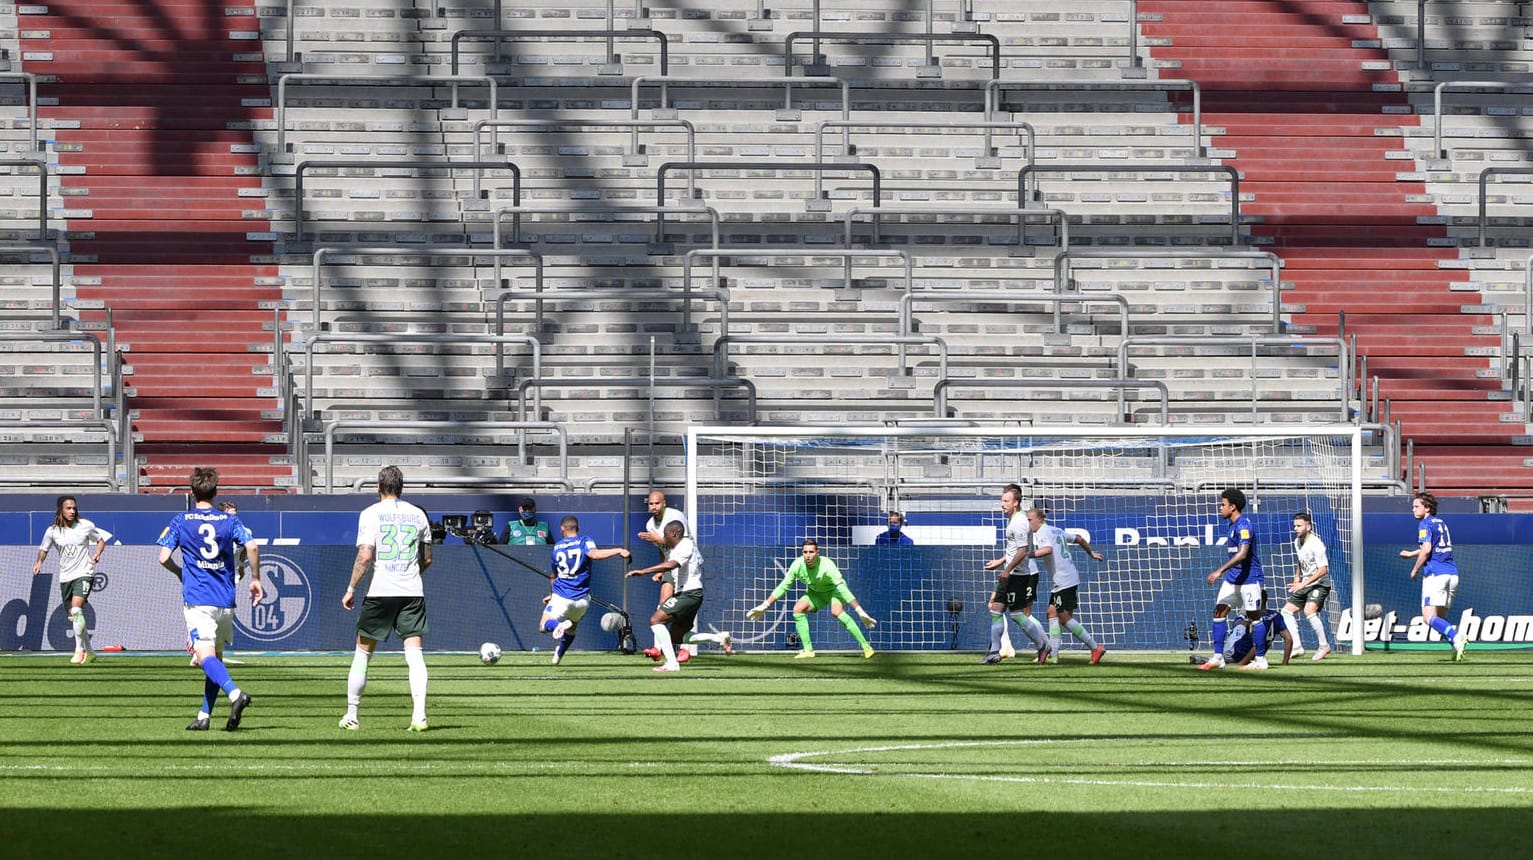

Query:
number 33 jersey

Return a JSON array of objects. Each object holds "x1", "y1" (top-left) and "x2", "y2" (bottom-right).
[{"x1": 356, "y1": 498, "x2": 431, "y2": 597}]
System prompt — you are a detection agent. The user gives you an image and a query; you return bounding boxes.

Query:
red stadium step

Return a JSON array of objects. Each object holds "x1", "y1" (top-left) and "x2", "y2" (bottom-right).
[
  {"x1": 24, "y1": 0, "x2": 285, "y2": 489},
  {"x1": 1141, "y1": 0, "x2": 1515, "y2": 496}
]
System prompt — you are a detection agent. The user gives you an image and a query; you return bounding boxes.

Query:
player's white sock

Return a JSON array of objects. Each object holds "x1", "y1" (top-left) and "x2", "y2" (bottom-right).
[
  {"x1": 346, "y1": 646, "x2": 371, "y2": 716},
  {"x1": 403, "y1": 646, "x2": 428, "y2": 724},
  {"x1": 68, "y1": 607, "x2": 92, "y2": 653},
  {"x1": 1281, "y1": 609, "x2": 1301, "y2": 648},
  {"x1": 1011, "y1": 612, "x2": 1047, "y2": 649},
  {"x1": 1307, "y1": 612, "x2": 1329, "y2": 648},
  {"x1": 1047, "y1": 617, "x2": 1062, "y2": 656},
  {"x1": 651, "y1": 624, "x2": 679, "y2": 666},
  {"x1": 989, "y1": 613, "x2": 1005, "y2": 654},
  {"x1": 1066, "y1": 619, "x2": 1098, "y2": 649}
]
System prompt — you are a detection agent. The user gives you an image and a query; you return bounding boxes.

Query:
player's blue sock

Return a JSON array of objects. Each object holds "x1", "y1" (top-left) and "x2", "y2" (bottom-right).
[
  {"x1": 1212, "y1": 618, "x2": 1228, "y2": 656},
  {"x1": 200, "y1": 654, "x2": 239, "y2": 697},
  {"x1": 542, "y1": 617, "x2": 559, "y2": 633},
  {"x1": 1428, "y1": 615, "x2": 1458, "y2": 641},
  {"x1": 199, "y1": 678, "x2": 220, "y2": 717},
  {"x1": 988, "y1": 613, "x2": 1004, "y2": 654},
  {"x1": 1251, "y1": 619, "x2": 1269, "y2": 657},
  {"x1": 555, "y1": 633, "x2": 573, "y2": 659}
]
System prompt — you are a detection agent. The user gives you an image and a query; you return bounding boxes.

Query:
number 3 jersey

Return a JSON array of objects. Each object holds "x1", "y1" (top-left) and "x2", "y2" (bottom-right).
[
  {"x1": 157, "y1": 508, "x2": 253, "y2": 608},
  {"x1": 355, "y1": 497, "x2": 431, "y2": 598}
]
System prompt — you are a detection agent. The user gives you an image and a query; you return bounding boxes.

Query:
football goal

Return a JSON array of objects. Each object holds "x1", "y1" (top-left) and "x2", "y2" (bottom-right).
[{"x1": 685, "y1": 425, "x2": 1364, "y2": 656}]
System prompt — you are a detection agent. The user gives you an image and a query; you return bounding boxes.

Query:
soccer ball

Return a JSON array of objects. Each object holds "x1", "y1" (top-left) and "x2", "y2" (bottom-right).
[
  {"x1": 600, "y1": 612, "x2": 626, "y2": 633},
  {"x1": 478, "y1": 642, "x2": 502, "y2": 665}
]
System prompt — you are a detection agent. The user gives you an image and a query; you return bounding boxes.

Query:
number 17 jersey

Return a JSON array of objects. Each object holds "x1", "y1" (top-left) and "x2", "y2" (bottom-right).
[{"x1": 356, "y1": 497, "x2": 431, "y2": 597}]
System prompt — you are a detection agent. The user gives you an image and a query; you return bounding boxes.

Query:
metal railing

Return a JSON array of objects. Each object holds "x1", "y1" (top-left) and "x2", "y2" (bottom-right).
[
  {"x1": 493, "y1": 203, "x2": 720, "y2": 250},
  {"x1": 683, "y1": 247, "x2": 914, "y2": 335},
  {"x1": 317, "y1": 420, "x2": 568, "y2": 495},
  {"x1": 0, "y1": 158, "x2": 48, "y2": 240},
  {"x1": 1432, "y1": 80, "x2": 1533, "y2": 158},
  {"x1": 450, "y1": 28, "x2": 669, "y2": 76},
  {"x1": 293, "y1": 332, "x2": 542, "y2": 428},
  {"x1": 516, "y1": 376, "x2": 757, "y2": 424},
  {"x1": 1524, "y1": 252, "x2": 1533, "y2": 333},
  {"x1": 631, "y1": 75, "x2": 849, "y2": 124},
  {"x1": 933, "y1": 377, "x2": 1171, "y2": 425},
  {"x1": 1020, "y1": 163, "x2": 1240, "y2": 244},
  {"x1": 275, "y1": 74, "x2": 498, "y2": 152},
  {"x1": 841, "y1": 205, "x2": 1069, "y2": 249},
  {"x1": 1476, "y1": 166, "x2": 1533, "y2": 248},
  {"x1": 290, "y1": 159, "x2": 519, "y2": 243},
  {"x1": 813, "y1": 119, "x2": 1036, "y2": 187},
  {"x1": 1053, "y1": 248, "x2": 1283, "y2": 333},
  {"x1": 1114, "y1": 335, "x2": 1351, "y2": 424},
  {"x1": 1415, "y1": 1, "x2": 1533, "y2": 70},
  {"x1": 960, "y1": 1, "x2": 1141, "y2": 68},
  {"x1": 0, "y1": 330, "x2": 108, "y2": 418},
  {"x1": 492, "y1": 287, "x2": 731, "y2": 378},
  {"x1": 984, "y1": 79, "x2": 1202, "y2": 156},
  {"x1": 471, "y1": 118, "x2": 696, "y2": 193},
  {"x1": 656, "y1": 160, "x2": 882, "y2": 214},
  {"x1": 784, "y1": 31, "x2": 1002, "y2": 79},
  {"x1": 308, "y1": 246, "x2": 543, "y2": 335},
  {"x1": 899, "y1": 290, "x2": 1130, "y2": 343},
  {"x1": 0, "y1": 245, "x2": 63, "y2": 330},
  {"x1": 0, "y1": 72, "x2": 39, "y2": 152},
  {"x1": 711, "y1": 333, "x2": 950, "y2": 382},
  {"x1": 0, "y1": 421, "x2": 119, "y2": 491}
]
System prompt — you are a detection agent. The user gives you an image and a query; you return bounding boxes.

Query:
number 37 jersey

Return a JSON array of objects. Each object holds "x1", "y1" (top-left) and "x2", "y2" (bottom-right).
[{"x1": 356, "y1": 498, "x2": 431, "y2": 598}]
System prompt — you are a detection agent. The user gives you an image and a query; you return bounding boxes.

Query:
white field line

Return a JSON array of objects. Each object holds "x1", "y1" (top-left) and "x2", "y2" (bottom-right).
[{"x1": 768, "y1": 740, "x2": 1533, "y2": 794}]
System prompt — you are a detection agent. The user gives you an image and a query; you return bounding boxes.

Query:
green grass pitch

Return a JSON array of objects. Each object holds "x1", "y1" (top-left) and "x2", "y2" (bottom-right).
[{"x1": 3, "y1": 649, "x2": 1531, "y2": 858}]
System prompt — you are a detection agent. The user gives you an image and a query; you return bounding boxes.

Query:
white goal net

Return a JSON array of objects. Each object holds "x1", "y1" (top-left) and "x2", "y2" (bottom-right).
[{"x1": 686, "y1": 425, "x2": 1362, "y2": 654}]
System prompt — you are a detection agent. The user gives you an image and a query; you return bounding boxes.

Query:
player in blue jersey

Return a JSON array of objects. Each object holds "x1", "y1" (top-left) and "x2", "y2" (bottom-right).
[
  {"x1": 542, "y1": 515, "x2": 631, "y2": 665},
  {"x1": 157, "y1": 467, "x2": 261, "y2": 731},
  {"x1": 1200, "y1": 487, "x2": 1267, "y2": 671},
  {"x1": 1225, "y1": 590, "x2": 1294, "y2": 669},
  {"x1": 1400, "y1": 491, "x2": 1467, "y2": 661}
]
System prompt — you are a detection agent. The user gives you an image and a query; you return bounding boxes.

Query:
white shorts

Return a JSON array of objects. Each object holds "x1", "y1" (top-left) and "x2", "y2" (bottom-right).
[
  {"x1": 1421, "y1": 573, "x2": 1459, "y2": 608},
  {"x1": 1214, "y1": 581, "x2": 1262, "y2": 613},
  {"x1": 184, "y1": 604, "x2": 234, "y2": 650},
  {"x1": 545, "y1": 594, "x2": 590, "y2": 625}
]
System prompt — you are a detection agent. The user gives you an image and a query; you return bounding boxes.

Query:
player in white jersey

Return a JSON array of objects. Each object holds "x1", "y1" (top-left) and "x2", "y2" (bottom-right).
[
  {"x1": 340, "y1": 466, "x2": 433, "y2": 731},
  {"x1": 33, "y1": 495, "x2": 107, "y2": 664},
  {"x1": 1027, "y1": 508, "x2": 1106, "y2": 665},
  {"x1": 982, "y1": 483, "x2": 1051, "y2": 665},
  {"x1": 1283, "y1": 511, "x2": 1333, "y2": 661},
  {"x1": 627, "y1": 520, "x2": 705, "y2": 673},
  {"x1": 635, "y1": 490, "x2": 727, "y2": 660}
]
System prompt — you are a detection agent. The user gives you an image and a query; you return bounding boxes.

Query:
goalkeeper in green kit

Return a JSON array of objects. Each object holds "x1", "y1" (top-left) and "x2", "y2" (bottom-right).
[{"x1": 746, "y1": 539, "x2": 877, "y2": 659}]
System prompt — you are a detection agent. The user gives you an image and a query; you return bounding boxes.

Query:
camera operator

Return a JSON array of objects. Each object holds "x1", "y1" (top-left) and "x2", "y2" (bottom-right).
[{"x1": 501, "y1": 498, "x2": 553, "y2": 546}]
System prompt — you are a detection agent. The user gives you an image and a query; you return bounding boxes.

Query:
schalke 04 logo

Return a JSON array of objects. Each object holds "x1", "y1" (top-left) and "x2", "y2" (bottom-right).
[{"x1": 234, "y1": 551, "x2": 312, "y2": 641}]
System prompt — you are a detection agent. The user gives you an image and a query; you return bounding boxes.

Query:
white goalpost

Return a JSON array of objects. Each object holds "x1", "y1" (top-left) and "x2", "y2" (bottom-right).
[{"x1": 685, "y1": 425, "x2": 1364, "y2": 656}]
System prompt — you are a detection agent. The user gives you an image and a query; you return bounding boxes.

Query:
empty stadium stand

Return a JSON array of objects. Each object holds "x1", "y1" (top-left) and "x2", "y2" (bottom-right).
[{"x1": 0, "y1": 0, "x2": 1526, "y2": 500}]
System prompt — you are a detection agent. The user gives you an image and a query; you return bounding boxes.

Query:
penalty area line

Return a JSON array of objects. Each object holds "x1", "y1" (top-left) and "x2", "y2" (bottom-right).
[{"x1": 768, "y1": 741, "x2": 1533, "y2": 795}]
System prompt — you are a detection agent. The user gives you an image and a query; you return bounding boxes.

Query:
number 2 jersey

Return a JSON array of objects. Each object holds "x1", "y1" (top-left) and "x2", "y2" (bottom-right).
[
  {"x1": 157, "y1": 507, "x2": 254, "y2": 608},
  {"x1": 355, "y1": 497, "x2": 431, "y2": 598},
  {"x1": 1221, "y1": 513, "x2": 1264, "y2": 586},
  {"x1": 1027, "y1": 523, "x2": 1083, "y2": 591}
]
